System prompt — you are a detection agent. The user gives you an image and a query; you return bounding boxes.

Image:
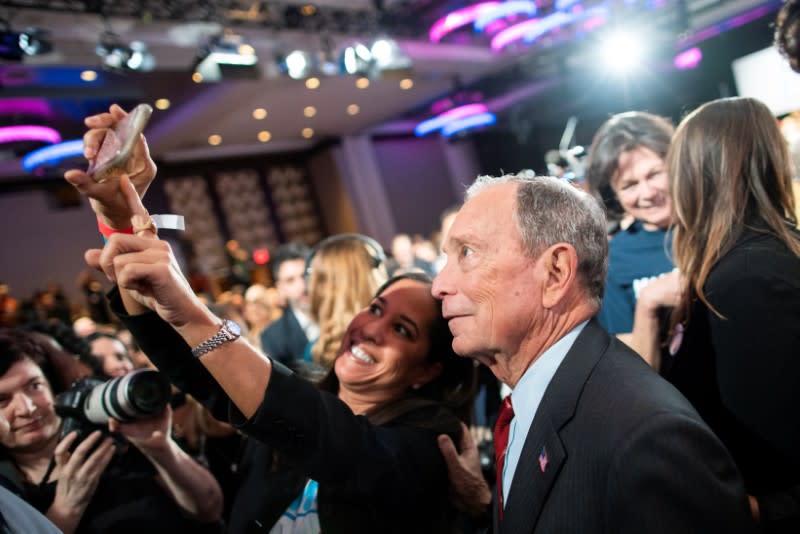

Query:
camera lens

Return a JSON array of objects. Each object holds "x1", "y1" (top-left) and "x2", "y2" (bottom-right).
[
  {"x1": 128, "y1": 371, "x2": 171, "y2": 414},
  {"x1": 82, "y1": 369, "x2": 171, "y2": 424}
]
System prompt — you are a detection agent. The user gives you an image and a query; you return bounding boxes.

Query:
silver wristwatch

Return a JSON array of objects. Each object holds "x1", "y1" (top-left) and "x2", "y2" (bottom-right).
[{"x1": 191, "y1": 319, "x2": 242, "y2": 359}]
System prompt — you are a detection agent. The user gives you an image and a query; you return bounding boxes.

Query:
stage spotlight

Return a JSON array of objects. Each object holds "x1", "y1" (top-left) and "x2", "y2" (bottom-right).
[
  {"x1": 0, "y1": 26, "x2": 52, "y2": 61},
  {"x1": 369, "y1": 38, "x2": 412, "y2": 75},
  {"x1": 96, "y1": 33, "x2": 155, "y2": 72},
  {"x1": 600, "y1": 31, "x2": 643, "y2": 74},
  {"x1": 194, "y1": 30, "x2": 259, "y2": 82},
  {"x1": 341, "y1": 43, "x2": 372, "y2": 75},
  {"x1": 280, "y1": 50, "x2": 313, "y2": 79}
]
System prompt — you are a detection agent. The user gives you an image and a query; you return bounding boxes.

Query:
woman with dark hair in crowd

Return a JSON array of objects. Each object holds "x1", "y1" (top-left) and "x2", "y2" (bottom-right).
[
  {"x1": 630, "y1": 97, "x2": 800, "y2": 532},
  {"x1": 0, "y1": 328, "x2": 224, "y2": 533}
]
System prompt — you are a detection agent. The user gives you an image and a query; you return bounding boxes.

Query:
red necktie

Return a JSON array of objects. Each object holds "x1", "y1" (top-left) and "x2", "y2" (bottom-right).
[{"x1": 494, "y1": 394, "x2": 514, "y2": 520}]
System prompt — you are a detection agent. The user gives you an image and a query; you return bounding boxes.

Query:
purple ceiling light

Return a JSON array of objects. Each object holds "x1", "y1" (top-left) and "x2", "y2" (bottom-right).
[
  {"x1": 0, "y1": 125, "x2": 61, "y2": 145},
  {"x1": 475, "y1": 1, "x2": 538, "y2": 32},
  {"x1": 429, "y1": 2, "x2": 500, "y2": 43},
  {"x1": 442, "y1": 112, "x2": 496, "y2": 137},
  {"x1": 0, "y1": 99, "x2": 54, "y2": 118},
  {"x1": 415, "y1": 103, "x2": 490, "y2": 136},
  {"x1": 491, "y1": 4, "x2": 608, "y2": 52},
  {"x1": 674, "y1": 47, "x2": 702, "y2": 70}
]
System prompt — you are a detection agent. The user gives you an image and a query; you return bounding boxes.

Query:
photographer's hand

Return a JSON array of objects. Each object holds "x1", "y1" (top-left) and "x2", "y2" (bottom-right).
[
  {"x1": 438, "y1": 422, "x2": 493, "y2": 518},
  {"x1": 111, "y1": 406, "x2": 223, "y2": 522},
  {"x1": 110, "y1": 405, "x2": 172, "y2": 455},
  {"x1": 64, "y1": 104, "x2": 156, "y2": 230},
  {"x1": 47, "y1": 431, "x2": 115, "y2": 534}
]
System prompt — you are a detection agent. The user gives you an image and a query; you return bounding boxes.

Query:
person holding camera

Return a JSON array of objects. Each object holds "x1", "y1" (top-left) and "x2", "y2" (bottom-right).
[{"x1": 0, "y1": 328, "x2": 224, "y2": 533}]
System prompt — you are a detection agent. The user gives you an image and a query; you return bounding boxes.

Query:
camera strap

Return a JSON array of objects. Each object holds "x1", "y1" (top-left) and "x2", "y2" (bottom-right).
[{"x1": 38, "y1": 457, "x2": 56, "y2": 489}]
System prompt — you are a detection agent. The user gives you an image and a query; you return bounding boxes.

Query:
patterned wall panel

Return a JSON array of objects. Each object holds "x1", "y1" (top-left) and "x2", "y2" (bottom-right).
[
  {"x1": 163, "y1": 176, "x2": 229, "y2": 278},
  {"x1": 214, "y1": 169, "x2": 279, "y2": 252},
  {"x1": 266, "y1": 166, "x2": 322, "y2": 245}
]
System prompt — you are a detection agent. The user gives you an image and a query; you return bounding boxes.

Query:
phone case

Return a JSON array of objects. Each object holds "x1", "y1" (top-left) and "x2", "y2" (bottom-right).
[{"x1": 87, "y1": 103, "x2": 153, "y2": 183}]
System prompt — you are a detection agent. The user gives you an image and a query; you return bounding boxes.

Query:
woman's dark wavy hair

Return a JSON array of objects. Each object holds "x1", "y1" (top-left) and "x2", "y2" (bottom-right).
[
  {"x1": 318, "y1": 272, "x2": 475, "y2": 423},
  {"x1": 584, "y1": 111, "x2": 674, "y2": 220},
  {"x1": 0, "y1": 328, "x2": 90, "y2": 395},
  {"x1": 23, "y1": 320, "x2": 103, "y2": 377}
]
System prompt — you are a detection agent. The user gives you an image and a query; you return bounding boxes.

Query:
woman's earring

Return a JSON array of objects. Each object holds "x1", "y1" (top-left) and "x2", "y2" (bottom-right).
[{"x1": 411, "y1": 383, "x2": 421, "y2": 390}]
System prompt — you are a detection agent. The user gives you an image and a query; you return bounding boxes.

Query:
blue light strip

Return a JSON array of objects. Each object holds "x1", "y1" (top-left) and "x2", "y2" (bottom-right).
[
  {"x1": 22, "y1": 139, "x2": 83, "y2": 172},
  {"x1": 475, "y1": 1, "x2": 538, "y2": 32},
  {"x1": 442, "y1": 113, "x2": 497, "y2": 137}
]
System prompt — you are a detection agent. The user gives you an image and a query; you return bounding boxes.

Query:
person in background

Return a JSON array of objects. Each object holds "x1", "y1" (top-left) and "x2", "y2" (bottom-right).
[
  {"x1": 388, "y1": 234, "x2": 435, "y2": 276},
  {"x1": 433, "y1": 173, "x2": 754, "y2": 532},
  {"x1": 259, "y1": 243, "x2": 317, "y2": 365},
  {"x1": 304, "y1": 235, "x2": 388, "y2": 369},
  {"x1": 630, "y1": 97, "x2": 800, "y2": 532},
  {"x1": 584, "y1": 112, "x2": 676, "y2": 352},
  {"x1": 86, "y1": 332, "x2": 134, "y2": 378},
  {"x1": 242, "y1": 284, "x2": 281, "y2": 352}
]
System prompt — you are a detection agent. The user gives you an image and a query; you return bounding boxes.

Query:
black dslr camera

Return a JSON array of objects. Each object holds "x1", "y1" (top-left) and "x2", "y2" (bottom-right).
[{"x1": 55, "y1": 368, "x2": 172, "y2": 444}]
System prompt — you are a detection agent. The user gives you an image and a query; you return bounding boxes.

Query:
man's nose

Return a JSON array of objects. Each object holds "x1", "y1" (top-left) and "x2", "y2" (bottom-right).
[{"x1": 431, "y1": 259, "x2": 453, "y2": 300}]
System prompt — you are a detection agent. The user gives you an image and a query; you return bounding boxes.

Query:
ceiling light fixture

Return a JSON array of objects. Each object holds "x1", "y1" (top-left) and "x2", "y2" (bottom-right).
[
  {"x1": 0, "y1": 22, "x2": 52, "y2": 61},
  {"x1": 474, "y1": 1, "x2": 538, "y2": 32},
  {"x1": 415, "y1": 104, "x2": 489, "y2": 136},
  {"x1": 96, "y1": 32, "x2": 156, "y2": 72},
  {"x1": 0, "y1": 125, "x2": 61, "y2": 144},
  {"x1": 194, "y1": 29, "x2": 258, "y2": 82},
  {"x1": 22, "y1": 139, "x2": 83, "y2": 173},
  {"x1": 429, "y1": 2, "x2": 501, "y2": 42}
]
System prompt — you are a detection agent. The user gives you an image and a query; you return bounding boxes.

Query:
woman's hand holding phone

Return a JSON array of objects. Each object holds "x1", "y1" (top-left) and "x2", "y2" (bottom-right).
[{"x1": 64, "y1": 104, "x2": 157, "y2": 229}]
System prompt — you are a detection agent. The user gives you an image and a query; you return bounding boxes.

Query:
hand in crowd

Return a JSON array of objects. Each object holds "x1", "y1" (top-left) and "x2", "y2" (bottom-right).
[
  {"x1": 109, "y1": 405, "x2": 172, "y2": 455},
  {"x1": 637, "y1": 269, "x2": 683, "y2": 317},
  {"x1": 84, "y1": 175, "x2": 211, "y2": 329},
  {"x1": 64, "y1": 104, "x2": 156, "y2": 229},
  {"x1": 437, "y1": 422, "x2": 492, "y2": 518},
  {"x1": 49, "y1": 430, "x2": 115, "y2": 531}
]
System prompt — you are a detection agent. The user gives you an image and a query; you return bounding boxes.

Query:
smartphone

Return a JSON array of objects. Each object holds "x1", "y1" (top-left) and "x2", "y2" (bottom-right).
[{"x1": 87, "y1": 103, "x2": 153, "y2": 183}]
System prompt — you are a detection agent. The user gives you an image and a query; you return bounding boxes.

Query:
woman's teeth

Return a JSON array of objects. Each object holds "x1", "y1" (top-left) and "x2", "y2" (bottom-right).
[{"x1": 351, "y1": 345, "x2": 375, "y2": 364}]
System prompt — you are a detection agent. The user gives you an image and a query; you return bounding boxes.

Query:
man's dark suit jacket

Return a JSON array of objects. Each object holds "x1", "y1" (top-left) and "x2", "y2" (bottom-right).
[
  {"x1": 259, "y1": 306, "x2": 309, "y2": 365},
  {"x1": 495, "y1": 319, "x2": 756, "y2": 534}
]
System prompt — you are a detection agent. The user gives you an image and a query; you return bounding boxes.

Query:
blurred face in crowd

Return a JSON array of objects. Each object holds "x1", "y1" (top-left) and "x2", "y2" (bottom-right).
[
  {"x1": 276, "y1": 259, "x2": 309, "y2": 313},
  {"x1": 90, "y1": 336, "x2": 134, "y2": 378},
  {"x1": 391, "y1": 235, "x2": 415, "y2": 269},
  {"x1": 335, "y1": 278, "x2": 442, "y2": 401},
  {"x1": 0, "y1": 359, "x2": 60, "y2": 453},
  {"x1": 433, "y1": 183, "x2": 543, "y2": 381},
  {"x1": 611, "y1": 146, "x2": 672, "y2": 230}
]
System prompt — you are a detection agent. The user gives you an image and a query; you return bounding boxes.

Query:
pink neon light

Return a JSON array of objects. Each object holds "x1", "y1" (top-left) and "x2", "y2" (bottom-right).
[
  {"x1": 439, "y1": 103, "x2": 489, "y2": 121},
  {"x1": 674, "y1": 47, "x2": 702, "y2": 70},
  {"x1": 429, "y1": 2, "x2": 500, "y2": 43},
  {"x1": 0, "y1": 125, "x2": 61, "y2": 145},
  {"x1": 491, "y1": 17, "x2": 541, "y2": 52}
]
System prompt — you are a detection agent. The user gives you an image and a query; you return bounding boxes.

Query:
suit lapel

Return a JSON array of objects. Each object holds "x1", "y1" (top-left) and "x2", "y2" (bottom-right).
[
  {"x1": 499, "y1": 319, "x2": 611, "y2": 533},
  {"x1": 501, "y1": 419, "x2": 566, "y2": 533}
]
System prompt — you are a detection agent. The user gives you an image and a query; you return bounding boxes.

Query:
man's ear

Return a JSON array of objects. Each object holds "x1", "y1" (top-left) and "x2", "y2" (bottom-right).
[{"x1": 541, "y1": 243, "x2": 578, "y2": 309}]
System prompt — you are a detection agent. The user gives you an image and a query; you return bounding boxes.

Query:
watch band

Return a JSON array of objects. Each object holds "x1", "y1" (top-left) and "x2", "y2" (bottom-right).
[{"x1": 191, "y1": 319, "x2": 242, "y2": 359}]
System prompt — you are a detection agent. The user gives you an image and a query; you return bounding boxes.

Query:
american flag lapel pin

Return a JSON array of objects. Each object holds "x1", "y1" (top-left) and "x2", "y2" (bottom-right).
[{"x1": 539, "y1": 446, "x2": 549, "y2": 473}]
